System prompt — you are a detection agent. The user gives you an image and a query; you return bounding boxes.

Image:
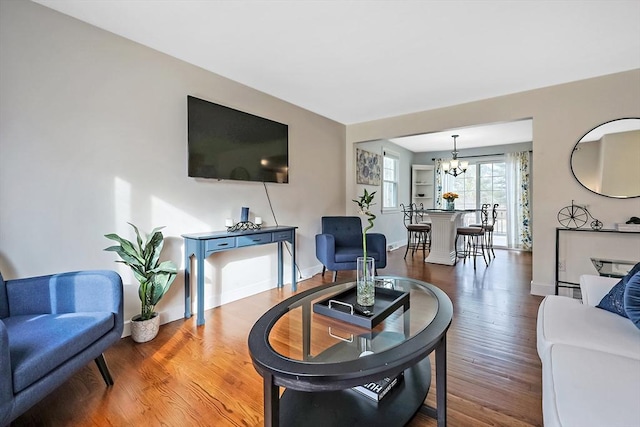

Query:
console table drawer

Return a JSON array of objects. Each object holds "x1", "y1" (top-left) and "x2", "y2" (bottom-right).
[
  {"x1": 205, "y1": 237, "x2": 236, "y2": 252},
  {"x1": 273, "y1": 230, "x2": 293, "y2": 242},
  {"x1": 238, "y1": 233, "x2": 272, "y2": 247}
]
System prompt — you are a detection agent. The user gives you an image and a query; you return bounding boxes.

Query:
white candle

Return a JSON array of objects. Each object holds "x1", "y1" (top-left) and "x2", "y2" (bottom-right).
[
  {"x1": 225, "y1": 218, "x2": 234, "y2": 227},
  {"x1": 255, "y1": 217, "x2": 262, "y2": 225}
]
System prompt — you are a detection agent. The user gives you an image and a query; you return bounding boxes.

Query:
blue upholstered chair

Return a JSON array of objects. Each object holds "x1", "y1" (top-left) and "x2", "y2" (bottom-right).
[
  {"x1": 0, "y1": 270, "x2": 123, "y2": 426},
  {"x1": 315, "y1": 216, "x2": 387, "y2": 282}
]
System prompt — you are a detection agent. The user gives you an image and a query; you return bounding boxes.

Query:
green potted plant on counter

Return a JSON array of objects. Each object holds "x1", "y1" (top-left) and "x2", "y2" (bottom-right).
[{"x1": 105, "y1": 223, "x2": 177, "y2": 343}]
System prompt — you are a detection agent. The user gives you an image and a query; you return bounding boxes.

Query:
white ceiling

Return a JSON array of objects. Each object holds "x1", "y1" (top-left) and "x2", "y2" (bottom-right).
[
  {"x1": 34, "y1": 0, "x2": 640, "y2": 150},
  {"x1": 389, "y1": 119, "x2": 533, "y2": 152}
]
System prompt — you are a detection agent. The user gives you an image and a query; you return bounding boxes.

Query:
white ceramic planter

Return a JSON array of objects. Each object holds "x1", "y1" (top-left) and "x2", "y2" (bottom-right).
[{"x1": 130, "y1": 313, "x2": 160, "y2": 343}]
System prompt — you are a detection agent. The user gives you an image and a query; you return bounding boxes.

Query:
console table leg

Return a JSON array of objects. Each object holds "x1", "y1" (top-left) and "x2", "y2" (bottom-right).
[
  {"x1": 264, "y1": 373, "x2": 279, "y2": 427},
  {"x1": 196, "y1": 247, "x2": 205, "y2": 326},
  {"x1": 436, "y1": 336, "x2": 447, "y2": 427},
  {"x1": 184, "y1": 253, "x2": 192, "y2": 319},
  {"x1": 277, "y1": 241, "x2": 284, "y2": 288},
  {"x1": 291, "y1": 234, "x2": 297, "y2": 291}
]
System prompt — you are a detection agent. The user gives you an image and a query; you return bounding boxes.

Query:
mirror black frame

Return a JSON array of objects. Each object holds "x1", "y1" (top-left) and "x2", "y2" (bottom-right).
[{"x1": 570, "y1": 117, "x2": 640, "y2": 199}]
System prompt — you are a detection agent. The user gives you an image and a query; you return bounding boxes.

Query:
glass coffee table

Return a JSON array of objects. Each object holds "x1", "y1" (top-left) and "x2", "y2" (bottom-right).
[{"x1": 248, "y1": 276, "x2": 453, "y2": 427}]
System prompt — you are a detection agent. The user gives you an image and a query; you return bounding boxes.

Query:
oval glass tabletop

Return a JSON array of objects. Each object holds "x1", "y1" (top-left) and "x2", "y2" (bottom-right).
[{"x1": 267, "y1": 277, "x2": 439, "y2": 364}]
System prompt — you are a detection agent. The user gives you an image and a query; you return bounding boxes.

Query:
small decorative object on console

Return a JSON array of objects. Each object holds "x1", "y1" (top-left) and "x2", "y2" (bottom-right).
[
  {"x1": 227, "y1": 220, "x2": 261, "y2": 232},
  {"x1": 557, "y1": 200, "x2": 602, "y2": 230},
  {"x1": 617, "y1": 217, "x2": 640, "y2": 232}
]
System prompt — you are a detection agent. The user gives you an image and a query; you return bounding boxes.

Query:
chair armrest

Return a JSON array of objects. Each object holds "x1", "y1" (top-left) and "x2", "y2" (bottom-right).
[
  {"x1": 580, "y1": 274, "x2": 619, "y2": 307},
  {"x1": 6, "y1": 270, "x2": 123, "y2": 323},
  {"x1": 0, "y1": 319, "x2": 13, "y2": 425},
  {"x1": 315, "y1": 234, "x2": 336, "y2": 264}
]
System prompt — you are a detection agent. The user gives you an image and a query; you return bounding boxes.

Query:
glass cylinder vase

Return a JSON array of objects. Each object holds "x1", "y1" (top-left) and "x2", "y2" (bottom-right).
[
  {"x1": 446, "y1": 199, "x2": 455, "y2": 210},
  {"x1": 356, "y1": 256, "x2": 375, "y2": 307}
]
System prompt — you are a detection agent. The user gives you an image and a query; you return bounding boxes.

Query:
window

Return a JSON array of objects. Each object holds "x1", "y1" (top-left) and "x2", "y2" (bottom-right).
[
  {"x1": 479, "y1": 162, "x2": 506, "y2": 207},
  {"x1": 382, "y1": 152, "x2": 399, "y2": 210},
  {"x1": 448, "y1": 164, "x2": 477, "y2": 209},
  {"x1": 443, "y1": 158, "x2": 507, "y2": 244}
]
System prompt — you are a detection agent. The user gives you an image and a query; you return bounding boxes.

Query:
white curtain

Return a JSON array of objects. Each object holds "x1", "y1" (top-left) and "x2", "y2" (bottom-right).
[
  {"x1": 505, "y1": 151, "x2": 532, "y2": 250},
  {"x1": 435, "y1": 158, "x2": 445, "y2": 208}
]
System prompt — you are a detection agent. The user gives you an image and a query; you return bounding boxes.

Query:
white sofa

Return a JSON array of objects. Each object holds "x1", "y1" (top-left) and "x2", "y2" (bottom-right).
[{"x1": 537, "y1": 274, "x2": 640, "y2": 427}]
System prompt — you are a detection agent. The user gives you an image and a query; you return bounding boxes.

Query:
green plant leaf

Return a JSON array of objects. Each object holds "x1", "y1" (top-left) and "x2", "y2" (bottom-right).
[{"x1": 128, "y1": 222, "x2": 145, "y2": 254}]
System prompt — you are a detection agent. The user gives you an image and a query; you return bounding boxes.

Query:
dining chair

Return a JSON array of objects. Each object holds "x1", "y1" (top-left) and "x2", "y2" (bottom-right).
[
  {"x1": 470, "y1": 203, "x2": 498, "y2": 259},
  {"x1": 401, "y1": 203, "x2": 431, "y2": 260},
  {"x1": 455, "y1": 209, "x2": 488, "y2": 269}
]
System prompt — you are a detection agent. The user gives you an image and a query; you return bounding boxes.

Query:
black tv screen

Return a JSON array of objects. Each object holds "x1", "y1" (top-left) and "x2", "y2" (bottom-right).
[{"x1": 187, "y1": 95, "x2": 289, "y2": 183}]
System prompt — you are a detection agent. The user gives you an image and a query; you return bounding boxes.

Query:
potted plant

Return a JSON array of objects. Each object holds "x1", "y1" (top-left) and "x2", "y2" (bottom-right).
[
  {"x1": 352, "y1": 189, "x2": 377, "y2": 307},
  {"x1": 104, "y1": 223, "x2": 177, "y2": 343}
]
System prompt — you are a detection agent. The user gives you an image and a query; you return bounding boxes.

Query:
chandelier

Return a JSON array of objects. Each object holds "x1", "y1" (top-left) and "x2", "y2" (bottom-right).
[{"x1": 442, "y1": 134, "x2": 468, "y2": 177}]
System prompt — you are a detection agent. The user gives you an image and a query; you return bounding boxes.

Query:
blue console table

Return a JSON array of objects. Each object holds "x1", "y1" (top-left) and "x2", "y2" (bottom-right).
[{"x1": 182, "y1": 225, "x2": 297, "y2": 326}]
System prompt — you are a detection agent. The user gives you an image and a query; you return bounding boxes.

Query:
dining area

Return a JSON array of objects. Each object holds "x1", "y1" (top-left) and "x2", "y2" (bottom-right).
[{"x1": 401, "y1": 201, "x2": 500, "y2": 269}]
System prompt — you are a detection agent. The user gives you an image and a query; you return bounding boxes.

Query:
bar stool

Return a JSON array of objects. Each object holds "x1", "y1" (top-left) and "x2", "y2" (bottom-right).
[
  {"x1": 401, "y1": 203, "x2": 431, "y2": 260},
  {"x1": 470, "y1": 203, "x2": 498, "y2": 259},
  {"x1": 455, "y1": 223, "x2": 487, "y2": 269}
]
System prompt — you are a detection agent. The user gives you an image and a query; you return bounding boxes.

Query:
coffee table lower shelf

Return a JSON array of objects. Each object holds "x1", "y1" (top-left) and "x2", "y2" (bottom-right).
[{"x1": 278, "y1": 357, "x2": 431, "y2": 427}]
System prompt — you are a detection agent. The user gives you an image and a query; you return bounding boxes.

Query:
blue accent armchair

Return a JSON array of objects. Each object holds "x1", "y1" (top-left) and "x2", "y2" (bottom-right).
[
  {"x1": 315, "y1": 216, "x2": 387, "y2": 282},
  {"x1": 0, "y1": 270, "x2": 123, "y2": 426}
]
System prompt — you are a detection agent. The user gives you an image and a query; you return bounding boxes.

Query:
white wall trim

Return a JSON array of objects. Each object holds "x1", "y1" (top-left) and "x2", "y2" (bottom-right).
[{"x1": 531, "y1": 280, "x2": 554, "y2": 296}]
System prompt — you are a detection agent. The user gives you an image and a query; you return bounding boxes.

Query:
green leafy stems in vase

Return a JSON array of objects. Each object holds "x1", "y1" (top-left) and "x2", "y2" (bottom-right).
[
  {"x1": 353, "y1": 188, "x2": 377, "y2": 262},
  {"x1": 353, "y1": 189, "x2": 376, "y2": 307}
]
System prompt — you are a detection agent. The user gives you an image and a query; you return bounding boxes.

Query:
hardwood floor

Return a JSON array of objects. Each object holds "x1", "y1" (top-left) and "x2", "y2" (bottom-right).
[{"x1": 12, "y1": 248, "x2": 543, "y2": 427}]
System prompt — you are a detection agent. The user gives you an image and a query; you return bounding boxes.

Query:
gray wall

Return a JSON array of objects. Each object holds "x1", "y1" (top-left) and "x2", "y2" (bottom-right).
[
  {"x1": 354, "y1": 139, "x2": 413, "y2": 251},
  {"x1": 0, "y1": 0, "x2": 346, "y2": 332}
]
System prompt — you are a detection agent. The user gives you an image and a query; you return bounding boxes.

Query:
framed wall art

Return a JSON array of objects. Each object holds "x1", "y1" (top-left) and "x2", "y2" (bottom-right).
[{"x1": 356, "y1": 148, "x2": 381, "y2": 186}]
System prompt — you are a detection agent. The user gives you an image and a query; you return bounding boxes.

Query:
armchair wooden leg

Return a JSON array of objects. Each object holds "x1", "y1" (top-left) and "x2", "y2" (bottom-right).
[
  {"x1": 95, "y1": 353, "x2": 114, "y2": 386},
  {"x1": 332, "y1": 271, "x2": 337, "y2": 282},
  {"x1": 321, "y1": 266, "x2": 326, "y2": 277}
]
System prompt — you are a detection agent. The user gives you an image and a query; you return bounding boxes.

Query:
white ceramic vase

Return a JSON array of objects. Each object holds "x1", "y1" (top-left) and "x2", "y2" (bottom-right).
[{"x1": 130, "y1": 313, "x2": 160, "y2": 343}]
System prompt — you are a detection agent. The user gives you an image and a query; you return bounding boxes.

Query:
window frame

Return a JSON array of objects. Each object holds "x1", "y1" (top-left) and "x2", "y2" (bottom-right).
[{"x1": 382, "y1": 150, "x2": 399, "y2": 212}]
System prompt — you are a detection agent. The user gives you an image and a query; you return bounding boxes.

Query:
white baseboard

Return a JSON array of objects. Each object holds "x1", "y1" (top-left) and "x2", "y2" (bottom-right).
[
  {"x1": 531, "y1": 280, "x2": 554, "y2": 296},
  {"x1": 387, "y1": 240, "x2": 405, "y2": 252},
  {"x1": 121, "y1": 265, "x2": 326, "y2": 338}
]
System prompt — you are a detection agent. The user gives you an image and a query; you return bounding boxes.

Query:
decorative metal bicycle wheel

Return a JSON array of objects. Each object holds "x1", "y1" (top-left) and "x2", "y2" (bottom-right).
[{"x1": 557, "y1": 203, "x2": 588, "y2": 229}]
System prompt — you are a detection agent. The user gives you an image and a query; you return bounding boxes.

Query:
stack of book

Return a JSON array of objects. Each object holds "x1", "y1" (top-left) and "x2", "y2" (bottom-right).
[{"x1": 352, "y1": 372, "x2": 403, "y2": 402}]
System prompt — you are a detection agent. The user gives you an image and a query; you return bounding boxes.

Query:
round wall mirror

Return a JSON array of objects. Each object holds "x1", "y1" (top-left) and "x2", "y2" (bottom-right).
[{"x1": 571, "y1": 118, "x2": 640, "y2": 198}]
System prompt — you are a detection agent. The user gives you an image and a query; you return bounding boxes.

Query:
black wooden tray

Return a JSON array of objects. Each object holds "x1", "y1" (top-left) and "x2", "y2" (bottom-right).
[{"x1": 313, "y1": 285, "x2": 410, "y2": 329}]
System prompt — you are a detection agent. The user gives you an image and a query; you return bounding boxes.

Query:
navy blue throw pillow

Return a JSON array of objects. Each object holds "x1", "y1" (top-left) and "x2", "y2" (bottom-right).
[
  {"x1": 597, "y1": 262, "x2": 640, "y2": 317},
  {"x1": 623, "y1": 271, "x2": 640, "y2": 329}
]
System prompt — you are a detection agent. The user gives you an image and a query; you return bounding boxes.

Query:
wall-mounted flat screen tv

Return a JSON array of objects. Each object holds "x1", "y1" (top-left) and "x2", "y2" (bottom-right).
[{"x1": 187, "y1": 95, "x2": 289, "y2": 183}]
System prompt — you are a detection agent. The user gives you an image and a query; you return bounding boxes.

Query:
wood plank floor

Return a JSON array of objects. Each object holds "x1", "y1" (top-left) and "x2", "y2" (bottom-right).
[{"x1": 12, "y1": 247, "x2": 543, "y2": 426}]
